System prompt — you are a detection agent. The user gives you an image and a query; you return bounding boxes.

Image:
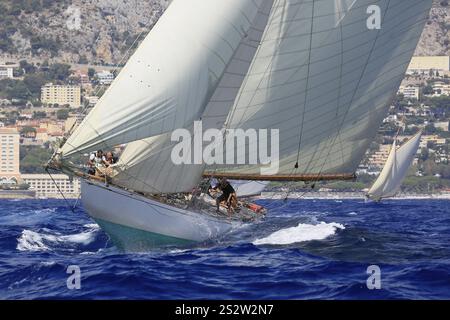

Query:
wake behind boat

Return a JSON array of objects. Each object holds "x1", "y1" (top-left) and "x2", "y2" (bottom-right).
[{"x1": 47, "y1": 0, "x2": 432, "y2": 250}]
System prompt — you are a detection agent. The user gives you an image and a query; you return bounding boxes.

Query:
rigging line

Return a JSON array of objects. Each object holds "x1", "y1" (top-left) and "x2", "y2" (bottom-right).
[
  {"x1": 45, "y1": 168, "x2": 75, "y2": 213},
  {"x1": 294, "y1": 0, "x2": 315, "y2": 169}
]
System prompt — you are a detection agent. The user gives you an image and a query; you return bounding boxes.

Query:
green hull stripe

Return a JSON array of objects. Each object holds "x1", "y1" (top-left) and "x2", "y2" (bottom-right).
[{"x1": 94, "y1": 218, "x2": 196, "y2": 251}]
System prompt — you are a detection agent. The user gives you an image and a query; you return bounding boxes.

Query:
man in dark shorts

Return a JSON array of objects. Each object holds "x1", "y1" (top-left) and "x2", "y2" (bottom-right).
[{"x1": 214, "y1": 178, "x2": 236, "y2": 214}]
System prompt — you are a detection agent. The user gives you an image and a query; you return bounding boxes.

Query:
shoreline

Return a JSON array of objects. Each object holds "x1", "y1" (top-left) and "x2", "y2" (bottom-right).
[{"x1": 260, "y1": 191, "x2": 450, "y2": 200}]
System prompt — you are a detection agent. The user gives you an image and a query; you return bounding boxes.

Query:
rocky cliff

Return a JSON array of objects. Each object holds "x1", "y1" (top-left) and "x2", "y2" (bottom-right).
[{"x1": 0, "y1": 0, "x2": 448, "y2": 65}]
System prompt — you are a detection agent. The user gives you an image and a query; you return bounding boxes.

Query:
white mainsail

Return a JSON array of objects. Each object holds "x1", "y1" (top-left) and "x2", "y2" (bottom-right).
[
  {"x1": 367, "y1": 131, "x2": 422, "y2": 200},
  {"x1": 213, "y1": 0, "x2": 432, "y2": 177},
  {"x1": 60, "y1": 0, "x2": 272, "y2": 158}
]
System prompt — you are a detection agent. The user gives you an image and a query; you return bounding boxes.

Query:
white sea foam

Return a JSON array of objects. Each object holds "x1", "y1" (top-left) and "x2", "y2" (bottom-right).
[
  {"x1": 253, "y1": 222, "x2": 345, "y2": 245},
  {"x1": 17, "y1": 225, "x2": 100, "y2": 252},
  {"x1": 17, "y1": 230, "x2": 52, "y2": 252}
]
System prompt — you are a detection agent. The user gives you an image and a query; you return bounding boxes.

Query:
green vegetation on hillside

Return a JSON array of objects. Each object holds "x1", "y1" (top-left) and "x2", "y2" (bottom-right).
[
  {"x1": 19, "y1": 145, "x2": 52, "y2": 174},
  {"x1": 0, "y1": 61, "x2": 73, "y2": 104}
]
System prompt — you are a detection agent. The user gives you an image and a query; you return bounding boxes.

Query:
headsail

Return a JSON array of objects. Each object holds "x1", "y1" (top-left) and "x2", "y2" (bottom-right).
[
  {"x1": 111, "y1": 0, "x2": 274, "y2": 193},
  {"x1": 60, "y1": 0, "x2": 273, "y2": 158},
  {"x1": 367, "y1": 130, "x2": 422, "y2": 201}
]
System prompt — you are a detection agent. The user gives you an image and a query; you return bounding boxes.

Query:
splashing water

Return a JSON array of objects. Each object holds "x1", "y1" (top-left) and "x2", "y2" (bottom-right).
[{"x1": 253, "y1": 222, "x2": 345, "y2": 245}]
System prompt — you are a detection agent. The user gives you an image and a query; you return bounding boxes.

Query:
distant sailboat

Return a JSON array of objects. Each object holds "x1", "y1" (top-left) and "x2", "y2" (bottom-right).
[
  {"x1": 367, "y1": 131, "x2": 423, "y2": 201},
  {"x1": 47, "y1": 0, "x2": 432, "y2": 250}
]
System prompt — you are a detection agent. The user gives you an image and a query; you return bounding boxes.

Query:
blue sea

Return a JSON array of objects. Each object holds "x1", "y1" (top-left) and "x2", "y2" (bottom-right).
[{"x1": 0, "y1": 198, "x2": 449, "y2": 299}]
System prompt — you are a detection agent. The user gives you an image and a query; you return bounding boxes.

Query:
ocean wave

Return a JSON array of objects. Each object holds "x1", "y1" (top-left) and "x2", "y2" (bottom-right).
[
  {"x1": 16, "y1": 224, "x2": 100, "y2": 252},
  {"x1": 253, "y1": 222, "x2": 345, "y2": 245}
]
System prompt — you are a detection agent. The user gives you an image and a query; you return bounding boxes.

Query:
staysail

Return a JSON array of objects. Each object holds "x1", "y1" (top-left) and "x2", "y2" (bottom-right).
[
  {"x1": 367, "y1": 131, "x2": 422, "y2": 200},
  {"x1": 60, "y1": 0, "x2": 273, "y2": 158},
  {"x1": 111, "y1": 0, "x2": 274, "y2": 193}
]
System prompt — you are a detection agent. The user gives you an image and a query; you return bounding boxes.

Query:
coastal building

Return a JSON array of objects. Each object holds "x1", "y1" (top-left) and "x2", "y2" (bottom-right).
[
  {"x1": 432, "y1": 81, "x2": 450, "y2": 96},
  {"x1": 434, "y1": 121, "x2": 449, "y2": 132},
  {"x1": 41, "y1": 84, "x2": 82, "y2": 108},
  {"x1": 367, "y1": 144, "x2": 392, "y2": 168},
  {"x1": 407, "y1": 56, "x2": 450, "y2": 74},
  {"x1": 86, "y1": 95, "x2": 99, "y2": 106},
  {"x1": 97, "y1": 70, "x2": 115, "y2": 85},
  {"x1": 0, "y1": 128, "x2": 21, "y2": 184},
  {"x1": 420, "y1": 135, "x2": 447, "y2": 148},
  {"x1": 21, "y1": 174, "x2": 80, "y2": 198},
  {"x1": 398, "y1": 85, "x2": 420, "y2": 100},
  {"x1": 0, "y1": 63, "x2": 18, "y2": 79}
]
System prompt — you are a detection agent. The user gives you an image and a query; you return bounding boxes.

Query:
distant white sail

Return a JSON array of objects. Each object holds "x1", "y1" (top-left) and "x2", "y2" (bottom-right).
[
  {"x1": 60, "y1": 0, "x2": 272, "y2": 158},
  {"x1": 214, "y1": 0, "x2": 432, "y2": 177},
  {"x1": 367, "y1": 131, "x2": 422, "y2": 200}
]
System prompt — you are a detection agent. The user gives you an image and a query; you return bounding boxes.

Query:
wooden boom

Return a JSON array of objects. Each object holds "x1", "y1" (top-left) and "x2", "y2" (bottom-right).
[{"x1": 202, "y1": 172, "x2": 356, "y2": 182}]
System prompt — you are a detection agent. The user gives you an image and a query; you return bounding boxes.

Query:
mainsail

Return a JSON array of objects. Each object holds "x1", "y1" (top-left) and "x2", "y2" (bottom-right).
[
  {"x1": 210, "y1": 0, "x2": 432, "y2": 178},
  {"x1": 367, "y1": 131, "x2": 422, "y2": 200},
  {"x1": 60, "y1": 0, "x2": 432, "y2": 195}
]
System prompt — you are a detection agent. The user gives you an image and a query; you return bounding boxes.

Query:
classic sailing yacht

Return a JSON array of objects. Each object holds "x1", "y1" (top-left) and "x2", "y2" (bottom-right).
[
  {"x1": 48, "y1": 0, "x2": 432, "y2": 249},
  {"x1": 367, "y1": 130, "x2": 423, "y2": 201}
]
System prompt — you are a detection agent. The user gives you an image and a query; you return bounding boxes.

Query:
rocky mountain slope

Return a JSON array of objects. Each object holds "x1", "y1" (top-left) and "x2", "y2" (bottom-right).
[
  {"x1": 416, "y1": 0, "x2": 450, "y2": 56},
  {"x1": 0, "y1": 0, "x2": 448, "y2": 65}
]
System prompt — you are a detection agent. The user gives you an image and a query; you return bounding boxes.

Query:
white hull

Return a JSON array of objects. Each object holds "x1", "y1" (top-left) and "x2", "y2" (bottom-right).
[{"x1": 80, "y1": 180, "x2": 235, "y2": 250}]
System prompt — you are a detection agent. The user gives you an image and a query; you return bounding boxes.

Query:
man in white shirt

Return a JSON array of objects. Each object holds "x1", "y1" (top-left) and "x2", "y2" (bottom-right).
[{"x1": 87, "y1": 150, "x2": 106, "y2": 176}]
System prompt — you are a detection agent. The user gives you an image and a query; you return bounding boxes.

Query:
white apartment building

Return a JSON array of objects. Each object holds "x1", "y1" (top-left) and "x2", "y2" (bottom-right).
[
  {"x1": 407, "y1": 56, "x2": 450, "y2": 74},
  {"x1": 0, "y1": 128, "x2": 20, "y2": 184},
  {"x1": 97, "y1": 70, "x2": 115, "y2": 85},
  {"x1": 21, "y1": 174, "x2": 81, "y2": 198},
  {"x1": 0, "y1": 63, "x2": 17, "y2": 79},
  {"x1": 398, "y1": 86, "x2": 420, "y2": 100},
  {"x1": 41, "y1": 83, "x2": 82, "y2": 108},
  {"x1": 432, "y1": 81, "x2": 450, "y2": 96}
]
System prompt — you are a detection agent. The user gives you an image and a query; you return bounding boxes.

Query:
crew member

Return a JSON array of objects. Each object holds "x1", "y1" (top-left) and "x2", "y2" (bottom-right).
[{"x1": 213, "y1": 178, "x2": 237, "y2": 215}]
